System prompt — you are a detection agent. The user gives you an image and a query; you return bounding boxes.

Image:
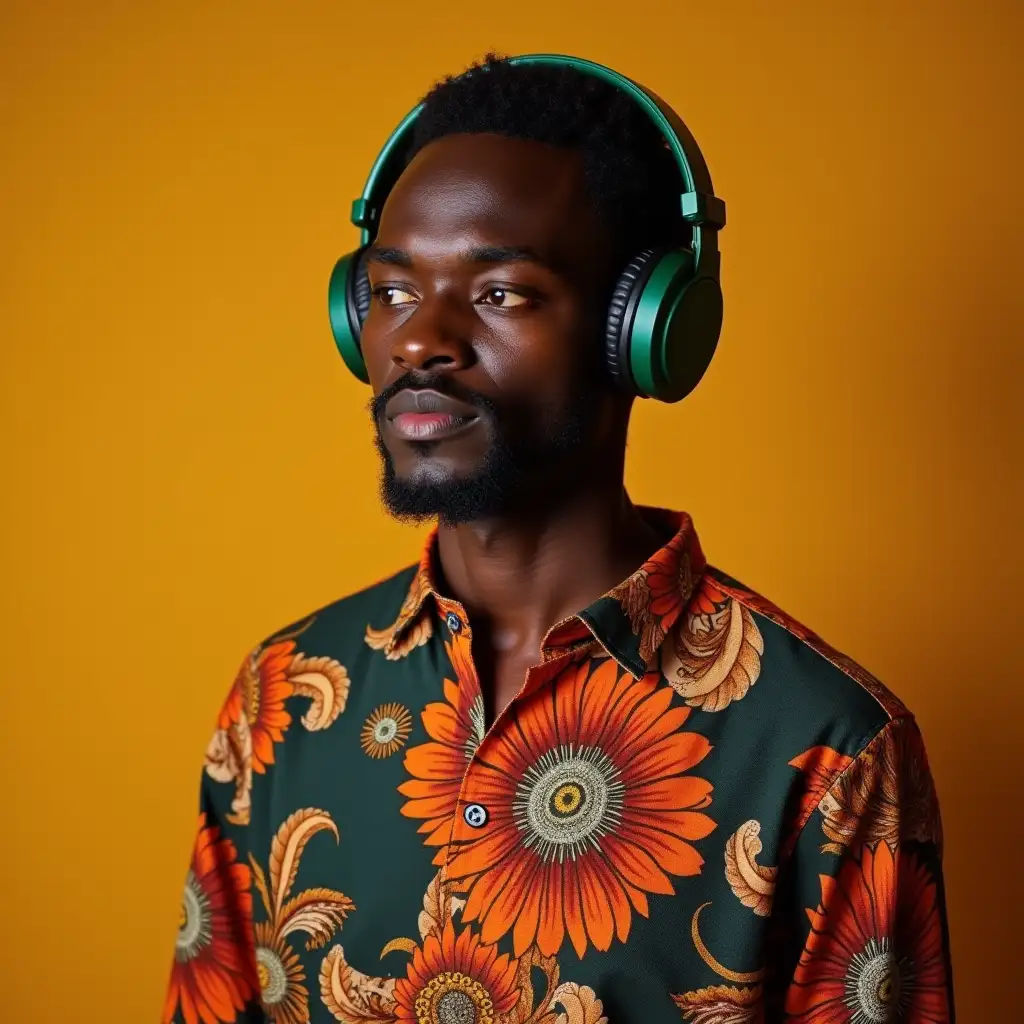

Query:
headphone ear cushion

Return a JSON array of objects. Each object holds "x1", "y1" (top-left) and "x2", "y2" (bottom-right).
[
  {"x1": 351, "y1": 250, "x2": 373, "y2": 326},
  {"x1": 604, "y1": 249, "x2": 657, "y2": 392},
  {"x1": 329, "y1": 251, "x2": 371, "y2": 383}
]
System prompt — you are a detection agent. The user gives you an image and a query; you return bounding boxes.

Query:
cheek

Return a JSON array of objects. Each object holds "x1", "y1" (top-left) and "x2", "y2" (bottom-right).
[
  {"x1": 359, "y1": 324, "x2": 391, "y2": 392},
  {"x1": 483, "y1": 302, "x2": 601, "y2": 398}
]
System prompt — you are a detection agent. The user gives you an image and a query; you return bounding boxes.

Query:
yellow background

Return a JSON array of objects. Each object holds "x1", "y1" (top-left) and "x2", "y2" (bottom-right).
[{"x1": 2, "y1": 1, "x2": 1019, "y2": 1019}]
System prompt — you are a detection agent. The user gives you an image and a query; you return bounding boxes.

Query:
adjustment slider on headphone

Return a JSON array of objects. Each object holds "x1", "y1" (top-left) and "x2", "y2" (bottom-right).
[{"x1": 680, "y1": 192, "x2": 726, "y2": 229}]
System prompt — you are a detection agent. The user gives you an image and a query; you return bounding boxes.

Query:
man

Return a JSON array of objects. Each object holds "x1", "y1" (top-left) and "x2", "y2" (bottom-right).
[{"x1": 164, "y1": 54, "x2": 953, "y2": 1024}]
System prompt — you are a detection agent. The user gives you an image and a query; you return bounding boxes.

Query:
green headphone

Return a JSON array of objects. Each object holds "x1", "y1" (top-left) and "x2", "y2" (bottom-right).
[{"x1": 328, "y1": 54, "x2": 726, "y2": 403}]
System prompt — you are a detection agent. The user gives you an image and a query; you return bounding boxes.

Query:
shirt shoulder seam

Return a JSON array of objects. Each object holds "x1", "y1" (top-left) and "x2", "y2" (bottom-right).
[
  {"x1": 257, "y1": 561, "x2": 420, "y2": 646},
  {"x1": 706, "y1": 564, "x2": 910, "y2": 724}
]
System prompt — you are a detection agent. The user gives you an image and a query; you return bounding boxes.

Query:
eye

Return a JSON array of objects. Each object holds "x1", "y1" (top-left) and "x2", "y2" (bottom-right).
[
  {"x1": 479, "y1": 287, "x2": 531, "y2": 309},
  {"x1": 373, "y1": 285, "x2": 417, "y2": 307}
]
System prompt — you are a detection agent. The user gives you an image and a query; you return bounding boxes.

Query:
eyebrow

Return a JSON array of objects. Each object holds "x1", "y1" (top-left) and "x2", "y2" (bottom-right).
[
  {"x1": 364, "y1": 244, "x2": 551, "y2": 270},
  {"x1": 364, "y1": 245, "x2": 413, "y2": 267},
  {"x1": 464, "y1": 245, "x2": 546, "y2": 266}
]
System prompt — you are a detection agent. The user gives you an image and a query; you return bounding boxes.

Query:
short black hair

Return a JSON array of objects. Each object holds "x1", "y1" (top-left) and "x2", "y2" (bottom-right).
[{"x1": 405, "y1": 53, "x2": 685, "y2": 272}]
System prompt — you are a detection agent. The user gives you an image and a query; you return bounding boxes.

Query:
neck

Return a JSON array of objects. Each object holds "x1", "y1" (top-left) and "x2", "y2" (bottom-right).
[{"x1": 434, "y1": 477, "x2": 666, "y2": 658}]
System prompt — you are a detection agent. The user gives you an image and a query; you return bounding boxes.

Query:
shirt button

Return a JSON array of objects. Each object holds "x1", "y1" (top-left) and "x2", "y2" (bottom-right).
[
  {"x1": 463, "y1": 803, "x2": 488, "y2": 828},
  {"x1": 446, "y1": 611, "x2": 463, "y2": 634}
]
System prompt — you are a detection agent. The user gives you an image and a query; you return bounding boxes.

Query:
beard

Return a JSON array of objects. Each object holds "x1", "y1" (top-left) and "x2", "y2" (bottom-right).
[{"x1": 370, "y1": 371, "x2": 599, "y2": 527}]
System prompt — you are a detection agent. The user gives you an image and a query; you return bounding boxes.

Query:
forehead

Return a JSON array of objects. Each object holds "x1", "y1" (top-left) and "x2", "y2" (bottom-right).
[{"x1": 375, "y1": 133, "x2": 605, "y2": 257}]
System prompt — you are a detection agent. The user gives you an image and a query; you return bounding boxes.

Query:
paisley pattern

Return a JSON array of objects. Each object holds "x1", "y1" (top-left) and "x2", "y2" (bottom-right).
[
  {"x1": 672, "y1": 985, "x2": 763, "y2": 1023},
  {"x1": 248, "y1": 809, "x2": 354, "y2": 1022},
  {"x1": 660, "y1": 578, "x2": 764, "y2": 712},
  {"x1": 724, "y1": 821, "x2": 776, "y2": 917}
]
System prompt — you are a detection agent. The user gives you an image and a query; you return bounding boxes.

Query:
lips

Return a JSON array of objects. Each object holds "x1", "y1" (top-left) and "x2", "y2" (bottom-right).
[{"x1": 384, "y1": 389, "x2": 480, "y2": 442}]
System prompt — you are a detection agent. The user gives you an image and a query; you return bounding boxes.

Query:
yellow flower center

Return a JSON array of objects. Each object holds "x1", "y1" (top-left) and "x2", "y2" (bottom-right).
[
  {"x1": 414, "y1": 970, "x2": 494, "y2": 1024},
  {"x1": 175, "y1": 873, "x2": 212, "y2": 960},
  {"x1": 877, "y1": 973, "x2": 894, "y2": 1004},
  {"x1": 552, "y1": 783, "x2": 583, "y2": 815},
  {"x1": 257, "y1": 961, "x2": 271, "y2": 990},
  {"x1": 849, "y1": 938, "x2": 909, "y2": 1023}
]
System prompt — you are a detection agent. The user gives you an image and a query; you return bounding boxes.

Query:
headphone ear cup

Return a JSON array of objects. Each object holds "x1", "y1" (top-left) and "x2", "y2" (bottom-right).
[
  {"x1": 351, "y1": 250, "x2": 372, "y2": 326},
  {"x1": 604, "y1": 249, "x2": 658, "y2": 393},
  {"x1": 328, "y1": 250, "x2": 371, "y2": 384},
  {"x1": 607, "y1": 246, "x2": 722, "y2": 403},
  {"x1": 655, "y1": 272, "x2": 723, "y2": 403}
]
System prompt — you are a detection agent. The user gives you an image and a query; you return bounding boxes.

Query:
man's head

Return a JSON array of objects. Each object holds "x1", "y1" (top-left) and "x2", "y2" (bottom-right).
[{"x1": 361, "y1": 55, "x2": 686, "y2": 525}]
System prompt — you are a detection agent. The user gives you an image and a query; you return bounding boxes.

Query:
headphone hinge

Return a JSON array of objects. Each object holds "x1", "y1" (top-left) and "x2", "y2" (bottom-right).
[
  {"x1": 680, "y1": 192, "x2": 726, "y2": 230},
  {"x1": 350, "y1": 198, "x2": 377, "y2": 230}
]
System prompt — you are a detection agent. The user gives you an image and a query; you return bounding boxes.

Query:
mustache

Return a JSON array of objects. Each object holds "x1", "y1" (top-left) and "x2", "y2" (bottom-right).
[{"x1": 368, "y1": 372, "x2": 499, "y2": 422}]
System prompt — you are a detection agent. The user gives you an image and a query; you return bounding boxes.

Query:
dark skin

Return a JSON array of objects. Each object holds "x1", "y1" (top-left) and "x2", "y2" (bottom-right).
[{"x1": 361, "y1": 132, "x2": 668, "y2": 721}]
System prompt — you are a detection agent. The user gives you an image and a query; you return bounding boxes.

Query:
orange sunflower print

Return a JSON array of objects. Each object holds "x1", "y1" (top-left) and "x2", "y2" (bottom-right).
[
  {"x1": 445, "y1": 658, "x2": 716, "y2": 958},
  {"x1": 786, "y1": 842, "x2": 949, "y2": 1022},
  {"x1": 399, "y1": 640, "x2": 486, "y2": 865},
  {"x1": 610, "y1": 519, "x2": 701, "y2": 663},
  {"x1": 253, "y1": 924, "x2": 306, "y2": 1024},
  {"x1": 220, "y1": 641, "x2": 296, "y2": 770},
  {"x1": 206, "y1": 639, "x2": 349, "y2": 825},
  {"x1": 392, "y1": 919, "x2": 520, "y2": 1023},
  {"x1": 361, "y1": 702, "x2": 414, "y2": 759},
  {"x1": 164, "y1": 814, "x2": 258, "y2": 1024}
]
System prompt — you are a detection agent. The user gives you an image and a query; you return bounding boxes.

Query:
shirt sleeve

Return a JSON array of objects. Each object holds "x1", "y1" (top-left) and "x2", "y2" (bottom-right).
[
  {"x1": 778, "y1": 715, "x2": 955, "y2": 1022},
  {"x1": 162, "y1": 659, "x2": 266, "y2": 1024}
]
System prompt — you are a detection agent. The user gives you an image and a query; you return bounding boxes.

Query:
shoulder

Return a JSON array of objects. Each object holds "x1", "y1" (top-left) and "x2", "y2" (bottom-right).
[
  {"x1": 224, "y1": 562, "x2": 420, "y2": 721},
  {"x1": 201, "y1": 563, "x2": 419, "y2": 828},
  {"x1": 250, "y1": 562, "x2": 418, "y2": 666},
  {"x1": 686, "y1": 564, "x2": 911, "y2": 744}
]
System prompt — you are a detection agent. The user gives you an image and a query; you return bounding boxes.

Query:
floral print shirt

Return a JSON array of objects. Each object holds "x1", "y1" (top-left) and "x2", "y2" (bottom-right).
[{"x1": 164, "y1": 509, "x2": 954, "y2": 1024}]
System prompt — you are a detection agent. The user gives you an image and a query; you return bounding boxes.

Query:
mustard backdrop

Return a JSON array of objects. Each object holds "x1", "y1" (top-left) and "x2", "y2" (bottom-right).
[{"x1": 1, "y1": 1, "x2": 1019, "y2": 1019}]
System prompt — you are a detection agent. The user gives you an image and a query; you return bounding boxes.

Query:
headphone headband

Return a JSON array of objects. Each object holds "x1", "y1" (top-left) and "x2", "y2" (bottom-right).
[{"x1": 349, "y1": 54, "x2": 725, "y2": 270}]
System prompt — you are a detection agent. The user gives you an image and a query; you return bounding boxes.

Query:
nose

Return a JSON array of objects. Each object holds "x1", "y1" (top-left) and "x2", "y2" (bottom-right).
[{"x1": 389, "y1": 295, "x2": 475, "y2": 375}]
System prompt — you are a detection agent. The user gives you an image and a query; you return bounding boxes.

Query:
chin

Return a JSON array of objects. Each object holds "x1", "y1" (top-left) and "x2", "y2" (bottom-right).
[
  {"x1": 380, "y1": 459, "x2": 519, "y2": 527},
  {"x1": 385, "y1": 433, "x2": 493, "y2": 483},
  {"x1": 394, "y1": 458, "x2": 470, "y2": 487}
]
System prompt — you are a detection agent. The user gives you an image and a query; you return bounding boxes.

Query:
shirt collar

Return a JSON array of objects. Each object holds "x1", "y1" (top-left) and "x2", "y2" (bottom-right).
[{"x1": 383, "y1": 507, "x2": 706, "y2": 678}]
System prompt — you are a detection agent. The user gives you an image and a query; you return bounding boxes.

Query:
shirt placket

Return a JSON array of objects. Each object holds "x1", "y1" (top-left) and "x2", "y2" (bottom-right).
[{"x1": 433, "y1": 595, "x2": 599, "y2": 876}]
